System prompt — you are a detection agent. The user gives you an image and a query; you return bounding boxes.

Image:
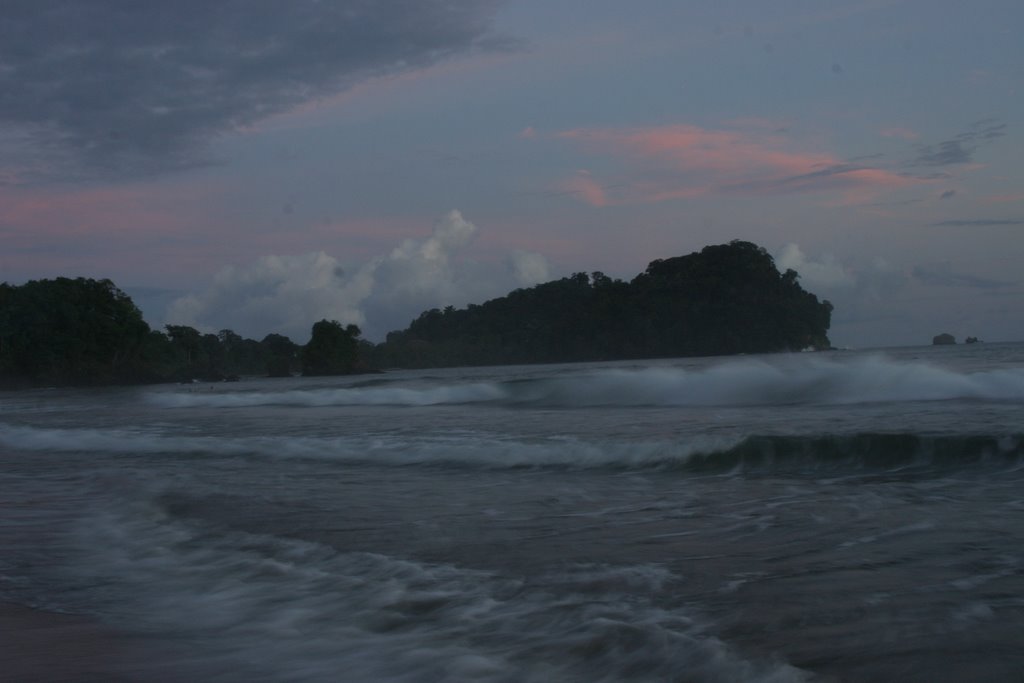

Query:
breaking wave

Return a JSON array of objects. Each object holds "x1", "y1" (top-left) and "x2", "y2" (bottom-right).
[
  {"x1": 2, "y1": 423, "x2": 1020, "y2": 474},
  {"x1": 148, "y1": 355, "x2": 1024, "y2": 409},
  {"x1": 63, "y1": 500, "x2": 811, "y2": 683}
]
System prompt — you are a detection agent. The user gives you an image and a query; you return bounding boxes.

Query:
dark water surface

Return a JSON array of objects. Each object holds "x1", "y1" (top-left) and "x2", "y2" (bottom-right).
[{"x1": 2, "y1": 344, "x2": 1023, "y2": 681}]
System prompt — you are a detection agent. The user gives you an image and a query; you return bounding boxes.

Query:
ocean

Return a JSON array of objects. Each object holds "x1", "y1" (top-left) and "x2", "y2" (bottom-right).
[{"x1": 2, "y1": 343, "x2": 1023, "y2": 682}]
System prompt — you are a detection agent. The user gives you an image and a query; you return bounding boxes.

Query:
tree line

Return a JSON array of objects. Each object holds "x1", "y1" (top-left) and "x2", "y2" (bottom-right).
[
  {"x1": 0, "y1": 278, "x2": 363, "y2": 387},
  {"x1": 1, "y1": 241, "x2": 833, "y2": 387}
]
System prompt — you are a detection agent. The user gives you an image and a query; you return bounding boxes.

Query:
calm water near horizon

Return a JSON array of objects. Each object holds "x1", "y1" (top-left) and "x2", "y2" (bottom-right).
[{"x1": 2, "y1": 343, "x2": 1023, "y2": 681}]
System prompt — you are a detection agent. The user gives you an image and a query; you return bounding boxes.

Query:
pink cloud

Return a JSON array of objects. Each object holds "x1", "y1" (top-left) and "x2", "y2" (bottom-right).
[
  {"x1": 0, "y1": 175, "x2": 453, "y2": 288},
  {"x1": 983, "y1": 192, "x2": 1024, "y2": 204},
  {"x1": 0, "y1": 180, "x2": 235, "y2": 283},
  {"x1": 560, "y1": 170, "x2": 609, "y2": 207},
  {"x1": 0, "y1": 187, "x2": 182, "y2": 237},
  {"x1": 553, "y1": 123, "x2": 922, "y2": 206}
]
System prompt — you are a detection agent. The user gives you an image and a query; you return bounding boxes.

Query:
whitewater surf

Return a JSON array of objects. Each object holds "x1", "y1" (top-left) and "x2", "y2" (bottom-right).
[{"x1": 2, "y1": 342, "x2": 1023, "y2": 681}]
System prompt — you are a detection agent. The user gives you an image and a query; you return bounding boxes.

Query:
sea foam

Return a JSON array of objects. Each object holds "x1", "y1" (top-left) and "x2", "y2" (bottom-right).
[
  {"x1": 67, "y1": 497, "x2": 812, "y2": 683},
  {"x1": 2, "y1": 423, "x2": 1020, "y2": 473},
  {"x1": 147, "y1": 355, "x2": 1024, "y2": 409}
]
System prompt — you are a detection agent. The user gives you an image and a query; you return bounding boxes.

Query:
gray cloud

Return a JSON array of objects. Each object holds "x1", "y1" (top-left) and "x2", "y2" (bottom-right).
[
  {"x1": 782, "y1": 163, "x2": 860, "y2": 183},
  {"x1": 930, "y1": 219, "x2": 1024, "y2": 227},
  {"x1": 868, "y1": 197, "x2": 925, "y2": 208},
  {"x1": 912, "y1": 140, "x2": 972, "y2": 166},
  {"x1": 911, "y1": 263, "x2": 1014, "y2": 290},
  {"x1": 909, "y1": 120, "x2": 1007, "y2": 168},
  {"x1": 906, "y1": 172, "x2": 951, "y2": 181},
  {"x1": 966, "y1": 119, "x2": 1007, "y2": 140},
  {"x1": 731, "y1": 157, "x2": 953, "y2": 197},
  {"x1": 0, "y1": 0, "x2": 508, "y2": 179},
  {"x1": 847, "y1": 153, "x2": 884, "y2": 163},
  {"x1": 727, "y1": 162, "x2": 882, "y2": 194}
]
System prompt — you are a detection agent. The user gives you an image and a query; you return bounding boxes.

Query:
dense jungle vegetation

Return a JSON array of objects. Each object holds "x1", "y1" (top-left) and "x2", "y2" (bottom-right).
[
  {"x1": 372, "y1": 241, "x2": 832, "y2": 368},
  {"x1": 0, "y1": 278, "x2": 359, "y2": 387},
  {"x1": 0, "y1": 241, "x2": 832, "y2": 387}
]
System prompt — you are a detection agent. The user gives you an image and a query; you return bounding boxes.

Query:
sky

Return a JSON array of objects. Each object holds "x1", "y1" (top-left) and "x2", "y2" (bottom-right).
[{"x1": 1, "y1": 0, "x2": 1022, "y2": 347}]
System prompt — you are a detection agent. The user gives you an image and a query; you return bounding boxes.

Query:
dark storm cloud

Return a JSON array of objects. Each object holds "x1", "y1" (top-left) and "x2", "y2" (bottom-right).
[
  {"x1": 908, "y1": 120, "x2": 1007, "y2": 168},
  {"x1": 0, "y1": 0, "x2": 508, "y2": 178},
  {"x1": 930, "y1": 219, "x2": 1024, "y2": 227},
  {"x1": 911, "y1": 264, "x2": 1013, "y2": 290}
]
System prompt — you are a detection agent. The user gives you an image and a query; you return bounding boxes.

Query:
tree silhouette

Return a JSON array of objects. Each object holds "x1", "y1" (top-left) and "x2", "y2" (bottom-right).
[{"x1": 302, "y1": 320, "x2": 363, "y2": 376}]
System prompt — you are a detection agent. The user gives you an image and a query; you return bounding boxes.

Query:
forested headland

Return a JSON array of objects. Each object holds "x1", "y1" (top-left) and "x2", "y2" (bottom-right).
[
  {"x1": 1, "y1": 241, "x2": 832, "y2": 388},
  {"x1": 372, "y1": 240, "x2": 832, "y2": 368}
]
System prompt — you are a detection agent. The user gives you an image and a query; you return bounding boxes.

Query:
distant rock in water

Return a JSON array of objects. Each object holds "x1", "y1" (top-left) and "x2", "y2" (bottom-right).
[
  {"x1": 932, "y1": 333, "x2": 956, "y2": 345},
  {"x1": 965, "y1": 336, "x2": 981, "y2": 344}
]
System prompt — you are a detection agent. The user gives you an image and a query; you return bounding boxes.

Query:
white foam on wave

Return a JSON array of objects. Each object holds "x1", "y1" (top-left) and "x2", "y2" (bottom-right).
[
  {"x1": 0, "y1": 423, "x2": 742, "y2": 469},
  {"x1": 66, "y1": 499, "x2": 812, "y2": 682},
  {"x1": 533, "y1": 356, "x2": 1024, "y2": 407},
  {"x1": 146, "y1": 355, "x2": 1024, "y2": 409},
  {"x1": 149, "y1": 382, "x2": 506, "y2": 408},
  {"x1": 0, "y1": 423, "x2": 250, "y2": 457}
]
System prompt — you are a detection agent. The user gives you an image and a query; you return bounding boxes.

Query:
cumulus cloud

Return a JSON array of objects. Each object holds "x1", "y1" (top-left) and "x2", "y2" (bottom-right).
[
  {"x1": 508, "y1": 250, "x2": 550, "y2": 286},
  {"x1": 772, "y1": 244, "x2": 914, "y2": 345},
  {"x1": 167, "y1": 251, "x2": 374, "y2": 341},
  {"x1": 365, "y1": 210, "x2": 481, "y2": 326},
  {"x1": 0, "y1": 0, "x2": 508, "y2": 178},
  {"x1": 165, "y1": 210, "x2": 550, "y2": 342},
  {"x1": 776, "y1": 245, "x2": 911, "y2": 301},
  {"x1": 775, "y1": 244, "x2": 855, "y2": 289},
  {"x1": 771, "y1": 243, "x2": 1024, "y2": 347}
]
